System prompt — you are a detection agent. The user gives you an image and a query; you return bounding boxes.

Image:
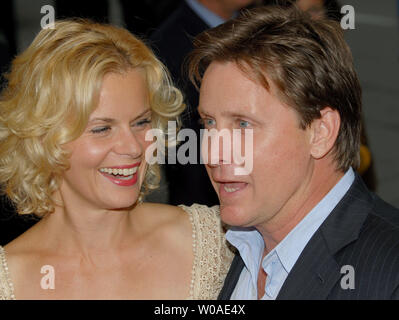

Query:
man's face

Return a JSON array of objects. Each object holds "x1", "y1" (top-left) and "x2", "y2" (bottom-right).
[{"x1": 198, "y1": 61, "x2": 315, "y2": 229}]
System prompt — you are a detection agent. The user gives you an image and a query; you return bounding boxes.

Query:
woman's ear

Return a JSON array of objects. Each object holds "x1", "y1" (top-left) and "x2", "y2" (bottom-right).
[{"x1": 309, "y1": 107, "x2": 341, "y2": 160}]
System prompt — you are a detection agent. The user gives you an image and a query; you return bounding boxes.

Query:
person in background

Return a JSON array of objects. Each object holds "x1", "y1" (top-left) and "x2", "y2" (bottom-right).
[
  {"x1": 0, "y1": 19, "x2": 233, "y2": 299},
  {"x1": 0, "y1": 0, "x2": 17, "y2": 60},
  {"x1": 55, "y1": 0, "x2": 109, "y2": 22},
  {"x1": 295, "y1": 0, "x2": 341, "y2": 20},
  {"x1": 56, "y1": 0, "x2": 182, "y2": 38},
  {"x1": 150, "y1": 0, "x2": 256, "y2": 206},
  {"x1": 189, "y1": 5, "x2": 399, "y2": 300},
  {"x1": 0, "y1": 34, "x2": 11, "y2": 85},
  {"x1": 120, "y1": 0, "x2": 181, "y2": 38}
]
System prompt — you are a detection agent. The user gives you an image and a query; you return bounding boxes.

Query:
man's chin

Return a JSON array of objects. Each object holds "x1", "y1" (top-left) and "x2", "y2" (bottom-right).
[{"x1": 219, "y1": 204, "x2": 255, "y2": 228}]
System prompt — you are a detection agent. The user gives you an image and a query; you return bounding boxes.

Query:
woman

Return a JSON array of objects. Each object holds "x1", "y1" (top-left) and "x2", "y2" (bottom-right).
[{"x1": 0, "y1": 20, "x2": 233, "y2": 299}]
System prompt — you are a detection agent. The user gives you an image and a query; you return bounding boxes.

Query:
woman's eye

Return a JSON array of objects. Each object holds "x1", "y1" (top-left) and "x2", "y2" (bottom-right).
[
  {"x1": 134, "y1": 118, "x2": 152, "y2": 128},
  {"x1": 91, "y1": 126, "x2": 111, "y2": 134}
]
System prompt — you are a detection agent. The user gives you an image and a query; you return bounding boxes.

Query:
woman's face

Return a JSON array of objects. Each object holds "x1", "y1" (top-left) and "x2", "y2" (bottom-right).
[{"x1": 59, "y1": 69, "x2": 152, "y2": 211}]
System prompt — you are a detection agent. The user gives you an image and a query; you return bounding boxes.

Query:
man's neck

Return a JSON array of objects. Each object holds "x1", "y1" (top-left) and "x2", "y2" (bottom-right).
[{"x1": 256, "y1": 164, "x2": 345, "y2": 254}]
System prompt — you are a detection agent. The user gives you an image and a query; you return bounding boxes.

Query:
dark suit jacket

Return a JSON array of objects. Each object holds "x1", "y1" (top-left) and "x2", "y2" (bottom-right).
[
  {"x1": 150, "y1": 2, "x2": 219, "y2": 207},
  {"x1": 218, "y1": 174, "x2": 399, "y2": 299}
]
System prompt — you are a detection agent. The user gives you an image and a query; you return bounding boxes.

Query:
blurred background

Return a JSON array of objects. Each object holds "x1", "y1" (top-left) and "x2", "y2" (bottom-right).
[
  {"x1": 0, "y1": 0, "x2": 398, "y2": 244},
  {"x1": 343, "y1": 0, "x2": 399, "y2": 207}
]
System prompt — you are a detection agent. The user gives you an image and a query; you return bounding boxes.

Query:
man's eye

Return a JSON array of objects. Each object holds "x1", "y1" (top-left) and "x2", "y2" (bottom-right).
[
  {"x1": 91, "y1": 126, "x2": 111, "y2": 134},
  {"x1": 239, "y1": 120, "x2": 250, "y2": 128},
  {"x1": 199, "y1": 118, "x2": 216, "y2": 128}
]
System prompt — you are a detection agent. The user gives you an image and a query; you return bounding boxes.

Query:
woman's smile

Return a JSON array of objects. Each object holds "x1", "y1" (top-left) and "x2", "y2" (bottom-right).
[{"x1": 99, "y1": 163, "x2": 141, "y2": 187}]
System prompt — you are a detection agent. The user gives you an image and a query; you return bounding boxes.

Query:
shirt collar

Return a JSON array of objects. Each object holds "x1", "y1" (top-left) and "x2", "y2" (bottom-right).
[
  {"x1": 226, "y1": 227, "x2": 265, "y2": 289},
  {"x1": 227, "y1": 167, "x2": 355, "y2": 278},
  {"x1": 185, "y1": 0, "x2": 231, "y2": 28}
]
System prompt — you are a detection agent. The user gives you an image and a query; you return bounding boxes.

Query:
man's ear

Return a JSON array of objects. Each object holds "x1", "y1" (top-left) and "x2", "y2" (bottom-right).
[{"x1": 309, "y1": 107, "x2": 341, "y2": 160}]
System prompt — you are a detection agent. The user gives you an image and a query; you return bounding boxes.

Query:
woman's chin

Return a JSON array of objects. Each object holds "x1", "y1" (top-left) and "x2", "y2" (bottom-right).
[
  {"x1": 110, "y1": 202, "x2": 139, "y2": 212},
  {"x1": 101, "y1": 197, "x2": 141, "y2": 212}
]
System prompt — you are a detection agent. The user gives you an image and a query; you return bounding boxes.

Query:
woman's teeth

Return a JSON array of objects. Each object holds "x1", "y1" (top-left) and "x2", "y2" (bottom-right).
[
  {"x1": 224, "y1": 185, "x2": 240, "y2": 193},
  {"x1": 99, "y1": 167, "x2": 138, "y2": 176}
]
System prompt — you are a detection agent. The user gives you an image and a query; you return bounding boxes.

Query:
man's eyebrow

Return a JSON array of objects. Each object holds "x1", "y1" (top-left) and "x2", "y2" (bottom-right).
[
  {"x1": 220, "y1": 109, "x2": 256, "y2": 118},
  {"x1": 198, "y1": 107, "x2": 256, "y2": 117},
  {"x1": 198, "y1": 106, "x2": 213, "y2": 116}
]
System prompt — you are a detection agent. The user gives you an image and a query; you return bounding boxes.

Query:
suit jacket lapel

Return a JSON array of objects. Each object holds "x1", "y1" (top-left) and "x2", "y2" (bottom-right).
[
  {"x1": 218, "y1": 254, "x2": 245, "y2": 300},
  {"x1": 276, "y1": 231, "x2": 342, "y2": 299},
  {"x1": 277, "y1": 174, "x2": 373, "y2": 299}
]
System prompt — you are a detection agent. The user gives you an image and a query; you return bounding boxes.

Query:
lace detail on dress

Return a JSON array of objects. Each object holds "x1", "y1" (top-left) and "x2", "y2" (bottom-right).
[
  {"x1": 0, "y1": 246, "x2": 15, "y2": 300},
  {"x1": 179, "y1": 204, "x2": 234, "y2": 300}
]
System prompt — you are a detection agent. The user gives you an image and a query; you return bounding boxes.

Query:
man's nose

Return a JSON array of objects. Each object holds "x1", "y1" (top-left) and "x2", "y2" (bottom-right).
[{"x1": 203, "y1": 129, "x2": 233, "y2": 167}]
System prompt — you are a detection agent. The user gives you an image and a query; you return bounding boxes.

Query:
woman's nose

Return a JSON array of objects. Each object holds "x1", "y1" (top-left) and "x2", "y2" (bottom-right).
[{"x1": 113, "y1": 128, "x2": 143, "y2": 158}]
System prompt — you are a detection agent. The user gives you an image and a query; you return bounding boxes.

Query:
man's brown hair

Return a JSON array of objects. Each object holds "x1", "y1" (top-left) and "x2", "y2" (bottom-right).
[{"x1": 188, "y1": 5, "x2": 362, "y2": 171}]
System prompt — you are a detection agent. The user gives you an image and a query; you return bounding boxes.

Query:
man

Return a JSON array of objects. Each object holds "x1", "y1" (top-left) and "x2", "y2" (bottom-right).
[
  {"x1": 189, "y1": 5, "x2": 399, "y2": 299},
  {"x1": 150, "y1": 0, "x2": 255, "y2": 206}
]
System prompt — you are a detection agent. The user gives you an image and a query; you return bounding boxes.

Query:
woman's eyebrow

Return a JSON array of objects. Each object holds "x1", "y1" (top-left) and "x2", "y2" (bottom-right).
[
  {"x1": 136, "y1": 108, "x2": 152, "y2": 118},
  {"x1": 88, "y1": 109, "x2": 152, "y2": 124},
  {"x1": 88, "y1": 117, "x2": 115, "y2": 123}
]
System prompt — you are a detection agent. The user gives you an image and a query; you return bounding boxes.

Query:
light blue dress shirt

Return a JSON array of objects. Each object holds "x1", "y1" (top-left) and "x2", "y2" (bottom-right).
[
  {"x1": 185, "y1": 0, "x2": 229, "y2": 28},
  {"x1": 226, "y1": 168, "x2": 355, "y2": 300}
]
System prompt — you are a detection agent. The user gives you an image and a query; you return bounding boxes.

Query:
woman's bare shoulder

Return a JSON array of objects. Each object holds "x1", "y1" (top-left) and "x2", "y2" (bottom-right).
[
  {"x1": 135, "y1": 203, "x2": 188, "y2": 223},
  {"x1": 3, "y1": 221, "x2": 42, "y2": 256},
  {"x1": 133, "y1": 203, "x2": 192, "y2": 240},
  {"x1": 135, "y1": 203, "x2": 220, "y2": 232}
]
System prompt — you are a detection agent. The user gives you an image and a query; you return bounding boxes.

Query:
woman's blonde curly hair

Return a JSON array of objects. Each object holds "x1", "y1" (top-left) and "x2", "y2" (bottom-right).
[{"x1": 0, "y1": 19, "x2": 185, "y2": 216}]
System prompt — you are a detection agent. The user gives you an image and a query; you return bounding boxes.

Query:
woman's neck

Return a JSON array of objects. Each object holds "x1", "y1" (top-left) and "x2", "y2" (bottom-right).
[{"x1": 36, "y1": 203, "x2": 138, "y2": 257}]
